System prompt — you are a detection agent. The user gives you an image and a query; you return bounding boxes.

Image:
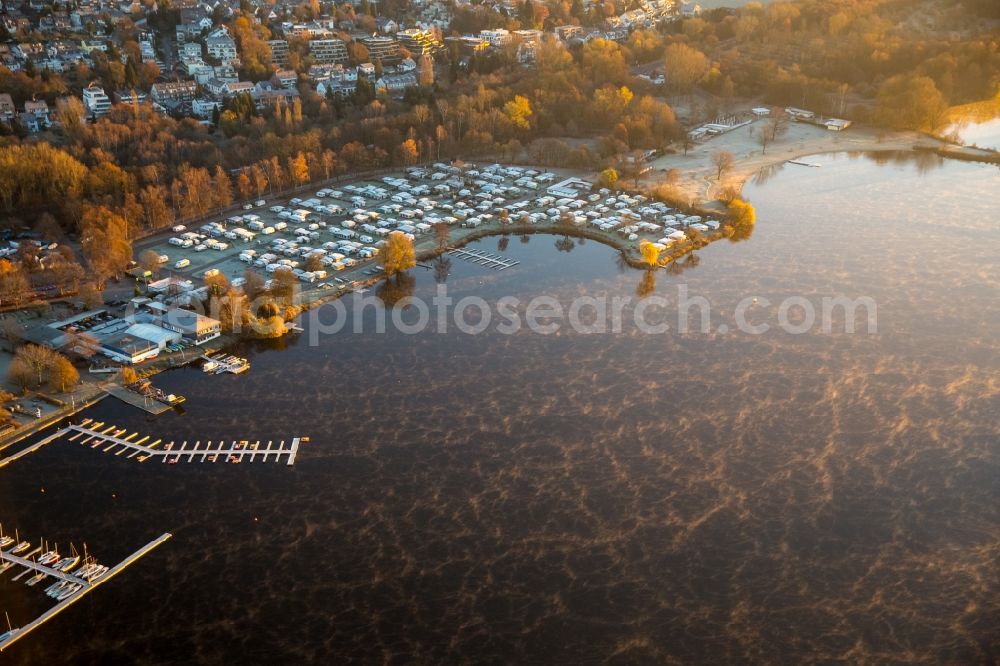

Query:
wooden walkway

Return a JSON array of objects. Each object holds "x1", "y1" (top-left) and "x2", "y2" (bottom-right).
[
  {"x1": 0, "y1": 428, "x2": 68, "y2": 470},
  {"x1": 447, "y1": 247, "x2": 520, "y2": 270},
  {"x1": 0, "y1": 419, "x2": 305, "y2": 469},
  {"x1": 0, "y1": 533, "x2": 172, "y2": 653}
]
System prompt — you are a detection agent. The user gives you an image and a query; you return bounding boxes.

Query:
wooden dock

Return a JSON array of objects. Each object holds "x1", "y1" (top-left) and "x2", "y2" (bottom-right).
[
  {"x1": 448, "y1": 247, "x2": 520, "y2": 270},
  {"x1": 104, "y1": 386, "x2": 177, "y2": 415},
  {"x1": 200, "y1": 354, "x2": 250, "y2": 374},
  {"x1": 0, "y1": 419, "x2": 306, "y2": 469},
  {"x1": 0, "y1": 427, "x2": 69, "y2": 470},
  {"x1": 0, "y1": 532, "x2": 172, "y2": 653},
  {"x1": 66, "y1": 421, "x2": 302, "y2": 465}
]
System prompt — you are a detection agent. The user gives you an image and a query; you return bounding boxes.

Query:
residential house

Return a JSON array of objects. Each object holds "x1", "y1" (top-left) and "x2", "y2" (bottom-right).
[
  {"x1": 360, "y1": 35, "x2": 400, "y2": 61},
  {"x1": 20, "y1": 99, "x2": 50, "y2": 131},
  {"x1": 82, "y1": 83, "x2": 112, "y2": 117},
  {"x1": 268, "y1": 39, "x2": 290, "y2": 65},
  {"x1": 79, "y1": 39, "x2": 109, "y2": 53},
  {"x1": 175, "y1": 13, "x2": 212, "y2": 43},
  {"x1": 151, "y1": 81, "x2": 198, "y2": 104},
  {"x1": 205, "y1": 34, "x2": 238, "y2": 64},
  {"x1": 396, "y1": 28, "x2": 442, "y2": 57},
  {"x1": 512, "y1": 29, "x2": 542, "y2": 44},
  {"x1": 0, "y1": 93, "x2": 15, "y2": 123},
  {"x1": 251, "y1": 81, "x2": 300, "y2": 110},
  {"x1": 115, "y1": 90, "x2": 148, "y2": 105},
  {"x1": 479, "y1": 29, "x2": 511, "y2": 47},
  {"x1": 310, "y1": 38, "x2": 348, "y2": 64},
  {"x1": 221, "y1": 80, "x2": 254, "y2": 98},
  {"x1": 374, "y1": 72, "x2": 417, "y2": 95},
  {"x1": 192, "y1": 98, "x2": 221, "y2": 118},
  {"x1": 376, "y1": 17, "x2": 399, "y2": 34},
  {"x1": 181, "y1": 41, "x2": 203, "y2": 59},
  {"x1": 555, "y1": 25, "x2": 583, "y2": 40},
  {"x1": 272, "y1": 69, "x2": 298, "y2": 90}
]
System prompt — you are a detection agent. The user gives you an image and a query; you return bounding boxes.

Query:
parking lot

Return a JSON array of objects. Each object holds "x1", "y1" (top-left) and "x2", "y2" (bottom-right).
[{"x1": 134, "y1": 163, "x2": 722, "y2": 298}]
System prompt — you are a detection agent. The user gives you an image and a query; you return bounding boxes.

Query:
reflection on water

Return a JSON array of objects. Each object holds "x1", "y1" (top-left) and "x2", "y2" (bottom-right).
[
  {"x1": 752, "y1": 161, "x2": 786, "y2": 186},
  {"x1": 635, "y1": 269, "x2": 656, "y2": 298},
  {"x1": 1, "y1": 154, "x2": 999, "y2": 664},
  {"x1": 866, "y1": 149, "x2": 946, "y2": 174},
  {"x1": 375, "y1": 272, "x2": 417, "y2": 307},
  {"x1": 947, "y1": 116, "x2": 1000, "y2": 151},
  {"x1": 432, "y1": 255, "x2": 451, "y2": 284}
]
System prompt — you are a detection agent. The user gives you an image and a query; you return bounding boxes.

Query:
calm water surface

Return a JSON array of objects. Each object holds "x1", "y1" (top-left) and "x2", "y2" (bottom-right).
[
  {"x1": 948, "y1": 116, "x2": 1000, "y2": 151},
  {"x1": 1, "y1": 153, "x2": 999, "y2": 664}
]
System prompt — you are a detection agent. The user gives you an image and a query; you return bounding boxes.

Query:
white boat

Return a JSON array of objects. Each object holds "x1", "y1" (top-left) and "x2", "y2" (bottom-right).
[
  {"x1": 38, "y1": 551, "x2": 60, "y2": 566},
  {"x1": 54, "y1": 555, "x2": 80, "y2": 572},
  {"x1": 79, "y1": 563, "x2": 108, "y2": 581},
  {"x1": 11, "y1": 541, "x2": 31, "y2": 555},
  {"x1": 56, "y1": 584, "x2": 81, "y2": 601},
  {"x1": 0, "y1": 536, "x2": 13, "y2": 549},
  {"x1": 25, "y1": 571, "x2": 47, "y2": 586},
  {"x1": 76, "y1": 563, "x2": 98, "y2": 578}
]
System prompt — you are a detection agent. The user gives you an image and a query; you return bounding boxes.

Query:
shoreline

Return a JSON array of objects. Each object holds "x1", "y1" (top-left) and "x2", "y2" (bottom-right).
[
  {"x1": 0, "y1": 387, "x2": 106, "y2": 454},
  {"x1": 641, "y1": 122, "x2": 999, "y2": 206},
  {"x1": 710, "y1": 136, "x2": 936, "y2": 203},
  {"x1": 0, "y1": 137, "x2": 988, "y2": 448}
]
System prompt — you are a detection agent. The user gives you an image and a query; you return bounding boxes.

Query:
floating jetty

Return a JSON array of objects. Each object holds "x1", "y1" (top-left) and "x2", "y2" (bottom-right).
[
  {"x1": 200, "y1": 354, "x2": 250, "y2": 374},
  {"x1": 447, "y1": 247, "x2": 520, "y2": 270},
  {"x1": 0, "y1": 419, "x2": 307, "y2": 469},
  {"x1": 0, "y1": 530, "x2": 172, "y2": 652}
]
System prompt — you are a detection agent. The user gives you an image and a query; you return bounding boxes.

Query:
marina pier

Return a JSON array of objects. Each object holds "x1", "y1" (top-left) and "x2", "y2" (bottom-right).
[
  {"x1": 447, "y1": 247, "x2": 520, "y2": 270},
  {"x1": 0, "y1": 532, "x2": 172, "y2": 653},
  {"x1": 0, "y1": 428, "x2": 67, "y2": 470},
  {"x1": 0, "y1": 419, "x2": 306, "y2": 469}
]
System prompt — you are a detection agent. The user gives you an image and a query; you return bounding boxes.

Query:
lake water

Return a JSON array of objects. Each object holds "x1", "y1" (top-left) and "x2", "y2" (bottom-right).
[
  {"x1": 2, "y1": 152, "x2": 999, "y2": 664},
  {"x1": 948, "y1": 116, "x2": 1000, "y2": 151}
]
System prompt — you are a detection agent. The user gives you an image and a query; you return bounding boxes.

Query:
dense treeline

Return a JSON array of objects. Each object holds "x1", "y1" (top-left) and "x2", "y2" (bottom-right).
[
  {"x1": 0, "y1": 30, "x2": 682, "y2": 238},
  {"x1": 660, "y1": 0, "x2": 999, "y2": 127},
  {"x1": 0, "y1": 0, "x2": 997, "y2": 246}
]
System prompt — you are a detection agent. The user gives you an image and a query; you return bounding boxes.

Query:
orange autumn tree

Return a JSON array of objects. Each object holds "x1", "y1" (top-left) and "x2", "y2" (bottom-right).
[
  {"x1": 381, "y1": 231, "x2": 416, "y2": 277},
  {"x1": 80, "y1": 204, "x2": 132, "y2": 289}
]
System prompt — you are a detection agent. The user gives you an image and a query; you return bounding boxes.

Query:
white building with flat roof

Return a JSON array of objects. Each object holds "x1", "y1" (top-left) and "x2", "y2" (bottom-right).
[{"x1": 82, "y1": 83, "x2": 111, "y2": 117}]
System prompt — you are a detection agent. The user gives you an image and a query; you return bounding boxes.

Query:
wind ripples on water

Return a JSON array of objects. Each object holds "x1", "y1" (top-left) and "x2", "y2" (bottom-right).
[{"x1": 1, "y1": 152, "x2": 998, "y2": 664}]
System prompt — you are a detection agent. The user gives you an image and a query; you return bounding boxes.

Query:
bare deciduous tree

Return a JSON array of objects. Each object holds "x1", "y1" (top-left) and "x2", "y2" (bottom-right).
[{"x1": 712, "y1": 150, "x2": 735, "y2": 180}]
